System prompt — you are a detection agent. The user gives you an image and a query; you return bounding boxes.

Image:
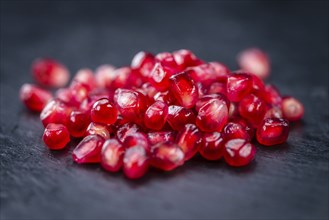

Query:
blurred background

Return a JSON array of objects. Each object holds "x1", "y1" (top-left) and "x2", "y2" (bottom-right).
[{"x1": 0, "y1": 1, "x2": 328, "y2": 219}]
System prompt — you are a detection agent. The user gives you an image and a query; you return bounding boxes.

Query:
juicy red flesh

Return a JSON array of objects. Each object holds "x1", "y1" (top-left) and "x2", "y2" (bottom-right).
[
  {"x1": 256, "y1": 118, "x2": 290, "y2": 146},
  {"x1": 224, "y1": 139, "x2": 256, "y2": 167},
  {"x1": 43, "y1": 123, "x2": 70, "y2": 150},
  {"x1": 20, "y1": 49, "x2": 303, "y2": 179},
  {"x1": 20, "y1": 84, "x2": 53, "y2": 112}
]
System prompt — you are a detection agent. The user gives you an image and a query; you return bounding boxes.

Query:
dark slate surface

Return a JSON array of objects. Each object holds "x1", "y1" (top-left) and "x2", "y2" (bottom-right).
[{"x1": 0, "y1": 1, "x2": 328, "y2": 219}]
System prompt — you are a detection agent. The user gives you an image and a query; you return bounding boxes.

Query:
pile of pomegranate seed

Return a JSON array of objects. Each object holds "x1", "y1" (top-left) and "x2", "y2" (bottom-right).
[{"x1": 19, "y1": 48, "x2": 304, "y2": 179}]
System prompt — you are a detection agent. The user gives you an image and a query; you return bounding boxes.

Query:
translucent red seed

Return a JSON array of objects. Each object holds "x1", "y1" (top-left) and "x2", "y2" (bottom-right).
[
  {"x1": 40, "y1": 99, "x2": 71, "y2": 127},
  {"x1": 256, "y1": 118, "x2": 289, "y2": 146},
  {"x1": 176, "y1": 124, "x2": 202, "y2": 161},
  {"x1": 101, "y1": 139, "x2": 125, "y2": 172},
  {"x1": 19, "y1": 84, "x2": 52, "y2": 112},
  {"x1": 43, "y1": 123, "x2": 70, "y2": 150},
  {"x1": 72, "y1": 135, "x2": 105, "y2": 164},
  {"x1": 167, "y1": 105, "x2": 196, "y2": 131},
  {"x1": 281, "y1": 97, "x2": 304, "y2": 122},
  {"x1": 224, "y1": 139, "x2": 256, "y2": 167},
  {"x1": 147, "y1": 131, "x2": 177, "y2": 145},
  {"x1": 238, "y1": 94, "x2": 267, "y2": 128},
  {"x1": 123, "y1": 132, "x2": 150, "y2": 152},
  {"x1": 226, "y1": 73, "x2": 253, "y2": 102},
  {"x1": 67, "y1": 110, "x2": 90, "y2": 138},
  {"x1": 91, "y1": 98, "x2": 118, "y2": 125},
  {"x1": 144, "y1": 101, "x2": 168, "y2": 130},
  {"x1": 86, "y1": 122, "x2": 111, "y2": 139},
  {"x1": 123, "y1": 145, "x2": 149, "y2": 179},
  {"x1": 199, "y1": 132, "x2": 225, "y2": 160}
]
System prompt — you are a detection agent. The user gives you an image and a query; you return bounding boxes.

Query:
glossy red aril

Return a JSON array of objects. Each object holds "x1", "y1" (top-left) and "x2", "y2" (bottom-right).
[
  {"x1": 256, "y1": 118, "x2": 289, "y2": 146},
  {"x1": 86, "y1": 122, "x2": 110, "y2": 139},
  {"x1": 123, "y1": 132, "x2": 150, "y2": 152},
  {"x1": 101, "y1": 139, "x2": 125, "y2": 172},
  {"x1": 238, "y1": 94, "x2": 267, "y2": 128},
  {"x1": 154, "y1": 90, "x2": 177, "y2": 105},
  {"x1": 281, "y1": 97, "x2": 304, "y2": 122},
  {"x1": 155, "y1": 52, "x2": 180, "y2": 71},
  {"x1": 69, "y1": 80, "x2": 90, "y2": 107},
  {"x1": 72, "y1": 135, "x2": 105, "y2": 163},
  {"x1": 123, "y1": 145, "x2": 149, "y2": 179},
  {"x1": 169, "y1": 72, "x2": 199, "y2": 109},
  {"x1": 238, "y1": 48, "x2": 270, "y2": 80},
  {"x1": 196, "y1": 96, "x2": 228, "y2": 132},
  {"x1": 67, "y1": 110, "x2": 90, "y2": 138},
  {"x1": 43, "y1": 123, "x2": 70, "y2": 150},
  {"x1": 208, "y1": 82, "x2": 227, "y2": 95},
  {"x1": 176, "y1": 124, "x2": 202, "y2": 161},
  {"x1": 19, "y1": 84, "x2": 52, "y2": 112},
  {"x1": 173, "y1": 49, "x2": 203, "y2": 69},
  {"x1": 224, "y1": 139, "x2": 256, "y2": 167},
  {"x1": 91, "y1": 98, "x2": 118, "y2": 125},
  {"x1": 95, "y1": 65, "x2": 116, "y2": 88},
  {"x1": 147, "y1": 131, "x2": 177, "y2": 145},
  {"x1": 131, "y1": 51, "x2": 155, "y2": 78},
  {"x1": 73, "y1": 68, "x2": 97, "y2": 90},
  {"x1": 144, "y1": 101, "x2": 168, "y2": 130},
  {"x1": 167, "y1": 105, "x2": 196, "y2": 131},
  {"x1": 226, "y1": 73, "x2": 253, "y2": 102},
  {"x1": 111, "y1": 67, "x2": 133, "y2": 89},
  {"x1": 264, "y1": 106, "x2": 283, "y2": 119},
  {"x1": 150, "y1": 142, "x2": 185, "y2": 171},
  {"x1": 116, "y1": 123, "x2": 140, "y2": 143},
  {"x1": 40, "y1": 99, "x2": 71, "y2": 127},
  {"x1": 199, "y1": 132, "x2": 225, "y2": 160},
  {"x1": 264, "y1": 84, "x2": 282, "y2": 106},
  {"x1": 149, "y1": 62, "x2": 174, "y2": 91},
  {"x1": 32, "y1": 58, "x2": 70, "y2": 88}
]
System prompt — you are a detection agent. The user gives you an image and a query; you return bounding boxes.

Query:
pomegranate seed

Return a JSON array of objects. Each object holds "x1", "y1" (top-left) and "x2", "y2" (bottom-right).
[
  {"x1": 167, "y1": 105, "x2": 196, "y2": 131},
  {"x1": 91, "y1": 98, "x2": 118, "y2": 125},
  {"x1": 43, "y1": 123, "x2": 70, "y2": 150},
  {"x1": 116, "y1": 123, "x2": 141, "y2": 143},
  {"x1": 123, "y1": 145, "x2": 149, "y2": 179},
  {"x1": 73, "y1": 68, "x2": 97, "y2": 90},
  {"x1": 114, "y1": 89, "x2": 148, "y2": 125},
  {"x1": 144, "y1": 101, "x2": 168, "y2": 130},
  {"x1": 176, "y1": 124, "x2": 202, "y2": 161},
  {"x1": 281, "y1": 97, "x2": 304, "y2": 122},
  {"x1": 95, "y1": 65, "x2": 116, "y2": 88},
  {"x1": 228, "y1": 102, "x2": 239, "y2": 118},
  {"x1": 111, "y1": 67, "x2": 133, "y2": 89},
  {"x1": 69, "y1": 80, "x2": 90, "y2": 107},
  {"x1": 173, "y1": 49, "x2": 203, "y2": 69},
  {"x1": 251, "y1": 74, "x2": 266, "y2": 98},
  {"x1": 155, "y1": 52, "x2": 180, "y2": 71},
  {"x1": 72, "y1": 134, "x2": 105, "y2": 163},
  {"x1": 264, "y1": 84, "x2": 282, "y2": 106},
  {"x1": 86, "y1": 122, "x2": 110, "y2": 139},
  {"x1": 195, "y1": 94, "x2": 229, "y2": 112},
  {"x1": 208, "y1": 82, "x2": 227, "y2": 95},
  {"x1": 199, "y1": 132, "x2": 225, "y2": 160},
  {"x1": 101, "y1": 139, "x2": 125, "y2": 172},
  {"x1": 169, "y1": 72, "x2": 199, "y2": 109},
  {"x1": 123, "y1": 132, "x2": 150, "y2": 152},
  {"x1": 154, "y1": 90, "x2": 177, "y2": 105},
  {"x1": 209, "y1": 62, "x2": 230, "y2": 81},
  {"x1": 226, "y1": 73, "x2": 253, "y2": 102},
  {"x1": 148, "y1": 62, "x2": 174, "y2": 91},
  {"x1": 224, "y1": 139, "x2": 256, "y2": 167},
  {"x1": 137, "y1": 83, "x2": 158, "y2": 101},
  {"x1": 238, "y1": 94, "x2": 267, "y2": 128},
  {"x1": 238, "y1": 48, "x2": 270, "y2": 79},
  {"x1": 131, "y1": 51, "x2": 155, "y2": 78},
  {"x1": 223, "y1": 121, "x2": 251, "y2": 141},
  {"x1": 55, "y1": 88, "x2": 72, "y2": 104},
  {"x1": 264, "y1": 106, "x2": 283, "y2": 119},
  {"x1": 67, "y1": 110, "x2": 90, "y2": 138},
  {"x1": 19, "y1": 84, "x2": 52, "y2": 112},
  {"x1": 256, "y1": 118, "x2": 289, "y2": 146},
  {"x1": 150, "y1": 142, "x2": 185, "y2": 171},
  {"x1": 40, "y1": 99, "x2": 71, "y2": 127},
  {"x1": 147, "y1": 131, "x2": 177, "y2": 145},
  {"x1": 32, "y1": 58, "x2": 70, "y2": 88},
  {"x1": 196, "y1": 96, "x2": 228, "y2": 132}
]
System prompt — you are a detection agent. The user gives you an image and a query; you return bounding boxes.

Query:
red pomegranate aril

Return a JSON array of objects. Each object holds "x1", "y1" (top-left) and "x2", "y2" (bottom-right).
[
  {"x1": 67, "y1": 110, "x2": 90, "y2": 138},
  {"x1": 238, "y1": 94, "x2": 267, "y2": 128},
  {"x1": 131, "y1": 51, "x2": 155, "y2": 78},
  {"x1": 154, "y1": 90, "x2": 177, "y2": 105},
  {"x1": 69, "y1": 80, "x2": 91, "y2": 107},
  {"x1": 209, "y1": 62, "x2": 230, "y2": 81},
  {"x1": 150, "y1": 142, "x2": 185, "y2": 171},
  {"x1": 196, "y1": 97, "x2": 228, "y2": 132},
  {"x1": 72, "y1": 134, "x2": 105, "y2": 163},
  {"x1": 155, "y1": 52, "x2": 180, "y2": 71},
  {"x1": 251, "y1": 74, "x2": 266, "y2": 98},
  {"x1": 169, "y1": 72, "x2": 199, "y2": 109},
  {"x1": 86, "y1": 122, "x2": 110, "y2": 139},
  {"x1": 173, "y1": 49, "x2": 203, "y2": 69},
  {"x1": 167, "y1": 105, "x2": 196, "y2": 131},
  {"x1": 281, "y1": 97, "x2": 304, "y2": 122},
  {"x1": 19, "y1": 84, "x2": 52, "y2": 112},
  {"x1": 32, "y1": 58, "x2": 70, "y2": 88},
  {"x1": 144, "y1": 101, "x2": 168, "y2": 130},
  {"x1": 224, "y1": 139, "x2": 256, "y2": 167},
  {"x1": 264, "y1": 84, "x2": 282, "y2": 106},
  {"x1": 95, "y1": 65, "x2": 116, "y2": 88},
  {"x1": 101, "y1": 139, "x2": 125, "y2": 172},
  {"x1": 73, "y1": 68, "x2": 97, "y2": 90},
  {"x1": 195, "y1": 94, "x2": 229, "y2": 112},
  {"x1": 199, "y1": 132, "x2": 225, "y2": 160},
  {"x1": 223, "y1": 121, "x2": 251, "y2": 141},
  {"x1": 147, "y1": 131, "x2": 177, "y2": 145},
  {"x1": 226, "y1": 73, "x2": 253, "y2": 102},
  {"x1": 176, "y1": 124, "x2": 202, "y2": 161},
  {"x1": 208, "y1": 82, "x2": 227, "y2": 95},
  {"x1": 91, "y1": 98, "x2": 118, "y2": 125},
  {"x1": 116, "y1": 122, "x2": 141, "y2": 143},
  {"x1": 256, "y1": 118, "x2": 290, "y2": 146},
  {"x1": 111, "y1": 67, "x2": 133, "y2": 89},
  {"x1": 123, "y1": 145, "x2": 149, "y2": 179},
  {"x1": 43, "y1": 123, "x2": 70, "y2": 150},
  {"x1": 238, "y1": 48, "x2": 270, "y2": 80},
  {"x1": 149, "y1": 62, "x2": 174, "y2": 91},
  {"x1": 40, "y1": 99, "x2": 71, "y2": 127},
  {"x1": 123, "y1": 132, "x2": 150, "y2": 152},
  {"x1": 264, "y1": 106, "x2": 283, "y2": 119},
  {"x1": 137, "y1": 83, "x2": 158, "y2": 100}
]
